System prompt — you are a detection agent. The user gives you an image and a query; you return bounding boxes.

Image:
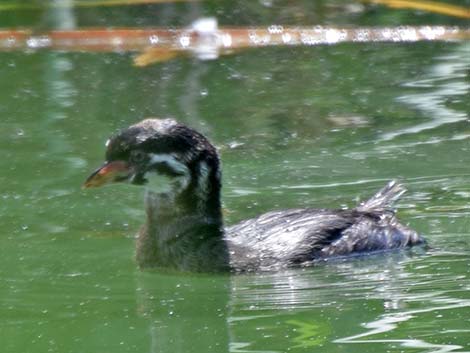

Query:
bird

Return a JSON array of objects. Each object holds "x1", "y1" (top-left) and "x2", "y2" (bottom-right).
[{"x1": 83, "y1": 118, "x2": 425, "y2": 272}]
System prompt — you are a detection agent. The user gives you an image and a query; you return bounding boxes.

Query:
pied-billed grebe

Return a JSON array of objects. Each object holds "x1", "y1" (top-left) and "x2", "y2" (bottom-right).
[{"x1": 83, "y1": 118, "x2": 424, "y2": 272}]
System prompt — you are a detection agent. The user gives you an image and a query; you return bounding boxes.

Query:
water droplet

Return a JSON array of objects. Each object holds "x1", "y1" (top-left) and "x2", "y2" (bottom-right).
[
  {"x1": 26, "y1": 36, "x2": 51, "y2": 49},
  {"x1": 268, "y1": 25, "x2": 283, "y2": 34},
  {"x1": 282, "y1": 33, "x2": 292, "y2": 44},
  {"x1": 179, "y1": 35, "x2": 191, "y2": 48},
  {"x1": 4, "y1": 36, "x2": 17, "y2": 48},
  {"x1": 262, "y1": 73, "x2": 272, "y2": 81},
  {"x1": 228, "y1": 141, "x2": 244, "y2": 149},
  {"x1": 221, "y1": 33, "x2": 232, "y2": 47},
  {"x1": 260, "y1": 0, "x2": 273, "y2": 7},
  {"x1": 149, "y1": 35, "x2": 159, "y2": 45},
  {"x1": 111, "y1": 37, "x2": 123, "y2": 46}
]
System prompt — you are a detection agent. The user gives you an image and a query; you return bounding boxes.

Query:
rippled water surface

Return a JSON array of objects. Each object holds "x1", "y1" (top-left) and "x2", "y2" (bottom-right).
[{"x1": 1, "y1": 2, "x2": 469, "y2": 353}]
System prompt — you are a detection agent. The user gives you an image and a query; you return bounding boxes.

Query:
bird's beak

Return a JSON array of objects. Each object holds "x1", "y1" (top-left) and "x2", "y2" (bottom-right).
[{"x1": 82, "y1": 160, "x2": 132, "y2": 189}]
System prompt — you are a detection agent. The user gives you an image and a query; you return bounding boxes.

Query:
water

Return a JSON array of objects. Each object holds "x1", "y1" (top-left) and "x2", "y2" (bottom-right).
[{"x1": 1, "y1": 2, "x2": 469, "y2": 353}]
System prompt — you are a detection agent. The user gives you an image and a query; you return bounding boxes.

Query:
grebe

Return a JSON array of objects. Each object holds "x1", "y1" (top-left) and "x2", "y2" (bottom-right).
[{"x1": 83, "y1": 118, "x2": 424, "y2": 272}]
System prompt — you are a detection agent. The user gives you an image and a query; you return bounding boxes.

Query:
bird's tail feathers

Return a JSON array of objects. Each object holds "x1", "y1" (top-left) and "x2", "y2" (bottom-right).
[{"x1": 357, "y1": 180, "x2": 406, "y2": 212}]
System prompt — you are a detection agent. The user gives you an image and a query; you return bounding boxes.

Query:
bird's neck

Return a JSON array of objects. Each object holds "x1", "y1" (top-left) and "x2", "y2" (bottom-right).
[
  {"x1": 136, "y1": 182, "x2": 229, "y2": 272},
  {"x1": 143, "y1": 187, "x2": 223, "y2": 225}
]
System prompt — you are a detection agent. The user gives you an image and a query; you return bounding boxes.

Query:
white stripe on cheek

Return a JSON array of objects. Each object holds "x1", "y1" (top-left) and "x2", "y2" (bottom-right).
[
  {"x1": 149, "y1": 153, "x2": 189, "y2": 175},
  {"x1": 148, "y1": 153, "x2": 190, "y2": 191}
]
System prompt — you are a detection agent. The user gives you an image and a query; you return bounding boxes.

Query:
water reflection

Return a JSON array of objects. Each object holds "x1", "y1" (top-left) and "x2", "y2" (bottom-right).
[
  {"x1": 227, "y1": 251, "x2": 470, "y2": 352},
  {"x1": 135, "y1": 272, "x2": 231, "y2": 353},
  {"x1": 129, "y1": 248, "x2": 469, "y2": 353},
  {"x1": 380, "y1": 44, "x2": 469, "y2": 141}
]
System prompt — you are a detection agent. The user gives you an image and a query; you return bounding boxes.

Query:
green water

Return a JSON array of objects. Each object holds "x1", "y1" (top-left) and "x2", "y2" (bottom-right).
[{"x1": 1, "y1": 2, "x2": 470, "y2": 353}]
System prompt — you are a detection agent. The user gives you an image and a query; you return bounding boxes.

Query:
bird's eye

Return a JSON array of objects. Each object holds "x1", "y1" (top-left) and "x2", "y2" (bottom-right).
[{"x1": 131, "y1": 150, "x2": 146, "y2": 163}]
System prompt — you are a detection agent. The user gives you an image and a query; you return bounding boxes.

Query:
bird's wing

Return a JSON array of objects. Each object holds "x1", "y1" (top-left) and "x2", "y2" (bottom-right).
[{"x1": 225, "y1": 208, "x2": 361, "y2": 265}]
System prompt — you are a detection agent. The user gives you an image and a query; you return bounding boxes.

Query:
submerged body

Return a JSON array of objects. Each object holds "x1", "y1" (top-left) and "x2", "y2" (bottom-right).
[{"x1": 84, "y1": 118, "x2": 424, "y2": 272}]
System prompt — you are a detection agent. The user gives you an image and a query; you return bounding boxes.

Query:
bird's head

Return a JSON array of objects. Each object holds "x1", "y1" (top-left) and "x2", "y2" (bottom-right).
[{"x1": 83, "y1": 119, "x2": 221, "y2": 205}]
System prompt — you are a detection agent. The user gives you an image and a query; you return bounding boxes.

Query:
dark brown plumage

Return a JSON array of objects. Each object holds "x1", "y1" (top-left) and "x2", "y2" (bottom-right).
[{"x1": 84, "y1": 118, "x2": 425, "y2": 272}]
